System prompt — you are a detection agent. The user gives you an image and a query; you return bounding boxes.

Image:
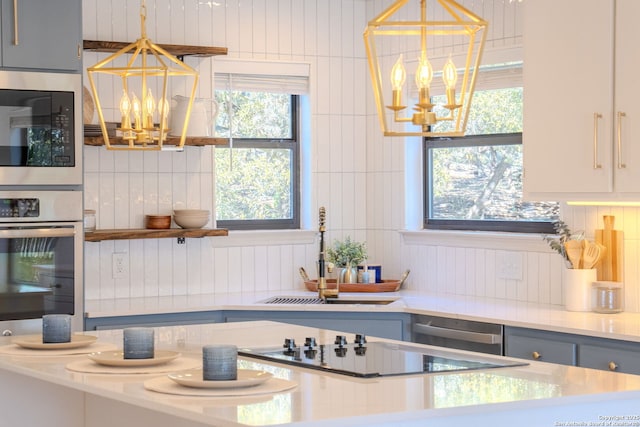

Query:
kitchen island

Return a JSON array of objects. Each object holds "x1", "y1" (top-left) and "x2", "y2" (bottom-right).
[{"x1": 1, "y1": 321, "x2": 640, "y2": 427}]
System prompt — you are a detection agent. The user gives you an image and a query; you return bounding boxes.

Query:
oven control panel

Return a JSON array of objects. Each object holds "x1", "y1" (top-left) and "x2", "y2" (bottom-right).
[{"x1": 0, "y1": 198, "x2": 40, "y2": 218}]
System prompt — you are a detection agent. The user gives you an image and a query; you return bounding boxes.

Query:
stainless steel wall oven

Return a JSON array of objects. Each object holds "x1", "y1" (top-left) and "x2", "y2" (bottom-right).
[{"x1": 0, "y1": 191, "x2": 83, "y2": 335}]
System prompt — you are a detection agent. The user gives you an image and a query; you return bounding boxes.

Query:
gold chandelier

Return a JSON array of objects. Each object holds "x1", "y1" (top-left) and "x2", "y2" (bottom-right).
[
  {"x1": 86, "y1": 1, "x2": 199, "y2": 150},
  {"x1": 364, "y1": 0, "x2": 488, "y2": 137}
]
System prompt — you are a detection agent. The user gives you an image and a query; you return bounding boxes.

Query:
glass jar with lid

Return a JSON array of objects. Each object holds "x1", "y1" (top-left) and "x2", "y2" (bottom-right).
[{"x1": 84, "y1": 209, "x2": 96, "y2": 232}]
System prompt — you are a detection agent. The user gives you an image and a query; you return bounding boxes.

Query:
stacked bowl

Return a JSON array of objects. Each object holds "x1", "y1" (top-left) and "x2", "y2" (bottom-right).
[{"x1": 173, "y1": 209, "x2": 210, "y2": 229}]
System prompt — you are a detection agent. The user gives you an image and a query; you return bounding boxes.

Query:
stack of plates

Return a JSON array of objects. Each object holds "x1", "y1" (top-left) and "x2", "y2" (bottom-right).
[{"x1": 84, "y1": 122, "x2": 117, "y2": 137}]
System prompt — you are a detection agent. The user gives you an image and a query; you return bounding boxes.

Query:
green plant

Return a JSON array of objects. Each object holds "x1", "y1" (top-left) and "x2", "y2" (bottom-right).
[
  {"x1": 543, "y1": 220, "x2": 584, "y2": 265},
  {"x1": 326, "y1": 236, "x2": 367, "y2": 268}
]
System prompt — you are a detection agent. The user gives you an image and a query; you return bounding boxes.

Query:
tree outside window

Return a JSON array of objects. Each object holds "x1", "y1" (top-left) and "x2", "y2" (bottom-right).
[
  {"x1": 214, "y1": 91, "x2": 299, "y2": 230},
  {"x1": 425, "y1": 86, "x2": 559, "y2": 233}
]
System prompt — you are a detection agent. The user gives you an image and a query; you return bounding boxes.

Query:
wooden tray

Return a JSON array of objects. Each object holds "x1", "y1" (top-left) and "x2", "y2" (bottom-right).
[{"x1": 304, "y1": 279, "x2": 402, "y2": 293}]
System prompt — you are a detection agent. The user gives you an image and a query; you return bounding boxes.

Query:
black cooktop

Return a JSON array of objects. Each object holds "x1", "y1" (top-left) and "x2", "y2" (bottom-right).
[{"x1": 239, "y1": 336, "x2": 528, "y2": 378}]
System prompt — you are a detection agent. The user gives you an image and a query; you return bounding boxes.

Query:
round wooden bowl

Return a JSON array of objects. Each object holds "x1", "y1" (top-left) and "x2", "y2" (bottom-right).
[{"x1": 145, "y1": 215, "x2": 171, "y2": 229}]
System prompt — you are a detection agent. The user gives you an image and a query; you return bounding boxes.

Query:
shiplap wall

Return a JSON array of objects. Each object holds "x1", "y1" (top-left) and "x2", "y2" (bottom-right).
[{"x1": 83, "y1": 0, "x2": 640, "y2": 314}]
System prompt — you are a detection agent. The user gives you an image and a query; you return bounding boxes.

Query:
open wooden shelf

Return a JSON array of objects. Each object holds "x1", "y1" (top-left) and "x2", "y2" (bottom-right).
[
  {"x1": 83, "y1": 40, "x2": 228, "y2": 58},
  {"x1": 84, "y1": 135, "x2": 229, "y2": 147},
  {"x1": 85, "y1": 228, "x2": 228, "y2": 242}
]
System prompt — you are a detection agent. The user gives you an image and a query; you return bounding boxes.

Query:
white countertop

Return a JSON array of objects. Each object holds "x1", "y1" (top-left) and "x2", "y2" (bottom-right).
[
  {"x1": 85, "y1": 290, "x2": 640, "y2": 343},
  {"x1": 2, "y1": 321, "x2": 640, "y2": 427}
]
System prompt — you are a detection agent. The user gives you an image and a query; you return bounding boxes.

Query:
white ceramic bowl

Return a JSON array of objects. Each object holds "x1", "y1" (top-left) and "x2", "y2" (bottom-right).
[
  {"x1": 173, "y1": 215, "x2": 209, "y2": 229},
  {"x1": 173, "y1": 209, "x2": 210, "y2": 216}
]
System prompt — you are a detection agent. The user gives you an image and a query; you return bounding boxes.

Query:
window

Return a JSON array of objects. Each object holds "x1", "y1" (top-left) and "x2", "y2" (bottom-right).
[
  {"x1": 424, "y1": 81, "x2": 559, "y2": 233},
  {"x1": 214, "y1": 90, "x2": 299, "y2": 230},
  {"x1": 213, "y1": 60, "x2": 309, "y2": 230}
]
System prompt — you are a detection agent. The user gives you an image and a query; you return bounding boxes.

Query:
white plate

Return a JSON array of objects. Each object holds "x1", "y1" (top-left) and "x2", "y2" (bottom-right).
[
  {"x1": 13, "y1": 334, "x2": 97, "y2": 350},
  {"x1": 88, "y1": 350, "x2": 180, "y2": 367},
  {"x1": 168, "y1": 369, "x2": 273, "y2": 389}
]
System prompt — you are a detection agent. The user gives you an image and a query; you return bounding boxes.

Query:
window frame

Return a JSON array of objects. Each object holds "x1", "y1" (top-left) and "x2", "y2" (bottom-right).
[
  {"x1": 215, "y1": 94, "x2": 300, "y2": 231},
  {"x1": 423, "y1": 132, "x2": 556, "y2": 234}
]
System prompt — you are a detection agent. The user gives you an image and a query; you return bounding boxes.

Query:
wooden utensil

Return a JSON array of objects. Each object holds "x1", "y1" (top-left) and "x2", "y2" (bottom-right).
[
  {"x1": 564, "y1": 240, "x2": 583, "y2": 269},
  {"x1": 595, "y1": 215, "x2": 624, "y2": 281},
  {"x1": 582, "y1": 241, "x2": 604, "y2": 270}
]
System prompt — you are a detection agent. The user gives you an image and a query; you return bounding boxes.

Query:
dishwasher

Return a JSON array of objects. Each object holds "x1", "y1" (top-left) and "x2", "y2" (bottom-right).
[{"x1": 410, "y1": 314, "x2": 504, "y2": 355}]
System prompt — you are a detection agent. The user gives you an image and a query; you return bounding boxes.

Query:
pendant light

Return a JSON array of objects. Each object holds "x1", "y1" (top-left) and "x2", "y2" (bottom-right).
[
  {"x1": 86, "y1": 0, "x2": 199, "y2": 150},
  {"x1": 364, "y1": 0, "x2": 488, "y2": 137}
]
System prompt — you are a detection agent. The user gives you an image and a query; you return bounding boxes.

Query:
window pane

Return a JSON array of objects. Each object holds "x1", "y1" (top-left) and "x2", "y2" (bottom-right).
[
  {"x1": 215, "y1": 91, "x2": 292, "y2": 139},
  {"x1": 432, "y1": 87, "x2": 524, "y2": 135},
  {"x1": 215, "y1": 147, "x2": 293, "y2": 220},
  {"x1": 429, "y1": 143, "x2": 558, "y2": 222},
  {"x1": 425, "y1": 83, "x2": 559, "y2": 232}
]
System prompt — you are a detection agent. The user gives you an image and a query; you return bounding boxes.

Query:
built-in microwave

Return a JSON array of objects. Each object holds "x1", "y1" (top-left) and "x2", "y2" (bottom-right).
[{"x1": 0, "y1": 70, "x2": 82, "y2": 187}]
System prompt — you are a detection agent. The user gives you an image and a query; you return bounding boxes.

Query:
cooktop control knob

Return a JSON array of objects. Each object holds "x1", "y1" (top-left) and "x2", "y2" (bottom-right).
[
  {"x1": 354, "y1": 334, "x2": 367, "y2": 346},
  {"x1": 304, "y1": 337, "x2": 317, "y2": 349},
  {"x1": 334, "y1": 335, "x2": 347, "y2": 347},
  {"x1": 283, "y1": 338, "x2": 296, "y2": 352},
  {"x1": 334, "y1": 346, "x2": 348, "y2": 358}
]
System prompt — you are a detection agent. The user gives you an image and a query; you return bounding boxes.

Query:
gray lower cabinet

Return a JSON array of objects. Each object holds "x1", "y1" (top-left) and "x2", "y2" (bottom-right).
[
  {"x1": 85, "y1": 309, "x2": 410, "y2": 341},
  {"x1": 505, "y1": 326, "x2": 640, "y2": 375},
  {"x1": 84, "y1": 311, "x2": 224, "y2": 330},
  {"x1": 505, "y1": 331, "x2": 577, "y2": 365},
  {"x1": 223, "y1": 310, "x2": 411, "y2": 341},
  {"x1": 1, "y1": 0, "x2": 82, "y2": 71},
  {"x1": 579, "y1": 343, "x2": 640, "y2": 375}
]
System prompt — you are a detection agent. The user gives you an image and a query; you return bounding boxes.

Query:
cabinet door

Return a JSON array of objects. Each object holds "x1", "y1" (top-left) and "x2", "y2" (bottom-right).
[
  {"x1": 1, "y1": 0, "x2": 82, "y2": 71},
  {"x1": 580, "y1": 344, "x2": 640, "y2": 375},
  {"x1": 505, "y1": 334, "x2": 576, "y2": 366},
  {"x1": 613, "y1": 0, "x2": 640, "y2": 192},
  {"x1": 523, "y1": 0, "x2": 614, "y2": 198}
]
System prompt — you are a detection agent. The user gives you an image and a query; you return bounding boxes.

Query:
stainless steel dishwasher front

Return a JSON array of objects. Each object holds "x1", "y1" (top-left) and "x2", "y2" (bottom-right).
[{"x1": 410, "y1": 314, "x2": 504, "y2": 355}]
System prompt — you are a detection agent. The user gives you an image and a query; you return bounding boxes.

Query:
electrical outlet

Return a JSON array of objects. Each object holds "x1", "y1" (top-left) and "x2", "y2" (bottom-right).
[
  {"x1": 112, "y1": 252, "x2": 128, "y2": 279},
  {"x1": 497, "y1": 252, "x2": 523, "y2": 280}
]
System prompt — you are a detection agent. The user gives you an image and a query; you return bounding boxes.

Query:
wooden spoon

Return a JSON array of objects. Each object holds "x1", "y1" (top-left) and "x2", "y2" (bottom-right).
[
  {"x1": 583, "y1": 241, "x2": 605, "y2": 270},
  {"x1": 564, "y1": 240, "x2": 583, "y2": 269}
]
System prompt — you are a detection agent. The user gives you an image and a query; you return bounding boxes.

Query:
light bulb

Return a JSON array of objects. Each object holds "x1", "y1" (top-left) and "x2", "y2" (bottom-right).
[
  {"x1": 131, "y1": 93, "x2": 141, "y2": 115},
  {"x1": 158, "y1": 97, "x2": 170, "y2": 129},
  {"x1": 443, "y1": 56, "x2": 459, "y2": 108},
  {"x1": 119, "y1": 90, "x2": 131, "y2": 116},
  {"x1": 144, "y1": 89, "x2": 156, "y2": 115},
  {"x1": 119, "y1": 90, "x2": 131, "y2": 129},
  {"x1": 131, "y1": 93, "x2": 141, "y2": 129},
  {"x1": 390, "y1": 54, "x2": 406, "y2": 91},
  {"x1": 442, "y1": 57, "x2": 458, "y2": 89},
  {"x1": 415, "y1": 56, "x2": 433, "y2": 90}
]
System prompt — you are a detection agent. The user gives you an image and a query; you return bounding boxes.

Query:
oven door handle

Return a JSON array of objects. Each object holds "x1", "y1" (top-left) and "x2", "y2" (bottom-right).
[
  {"x1": 0, "y1": 227, "x2": 75, "y2": 239},
  {"x1": 412, "y1": 322, "x2": 502, "y2": 345}
]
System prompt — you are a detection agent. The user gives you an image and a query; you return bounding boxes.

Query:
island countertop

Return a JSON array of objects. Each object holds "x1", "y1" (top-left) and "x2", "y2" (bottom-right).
[
  {"x1": 85, "y1": 290, "x2": 640, "y2": 343},
  {"x1": 1, "y1": 321, "x2": 640, "y2": 427}
]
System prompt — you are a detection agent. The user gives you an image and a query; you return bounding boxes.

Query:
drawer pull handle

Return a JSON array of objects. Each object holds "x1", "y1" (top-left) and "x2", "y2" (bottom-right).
[
  {"x1": 532, "y1": 351, "x2": 541, "y2": 360},
  {"x1": 608, "y1": 361, "x2": 618, "y2": 371}
]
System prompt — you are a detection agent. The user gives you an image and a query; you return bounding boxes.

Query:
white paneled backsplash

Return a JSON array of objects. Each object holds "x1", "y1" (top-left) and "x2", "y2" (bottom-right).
[{"x1": 80, "y1": 0, "x2": 640, "y2": 315}]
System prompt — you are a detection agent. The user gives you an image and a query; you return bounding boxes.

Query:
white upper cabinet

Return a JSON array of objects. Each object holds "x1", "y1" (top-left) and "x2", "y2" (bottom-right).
[{"x1": 523, "y1": 0, "x2": 640, "y2": 201}]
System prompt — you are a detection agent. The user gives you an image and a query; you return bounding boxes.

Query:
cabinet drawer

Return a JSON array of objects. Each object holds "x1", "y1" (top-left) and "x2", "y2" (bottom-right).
[
  {"x1": 580, "y1": 344, "x2": 640, "y2": 375},
  {"x1": 505, "y1": 334, "x2": 577, "y2": 365}
]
